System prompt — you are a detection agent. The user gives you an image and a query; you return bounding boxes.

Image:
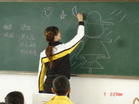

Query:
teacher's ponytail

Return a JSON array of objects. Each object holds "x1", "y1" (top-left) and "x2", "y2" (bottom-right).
[{"x1": 44, "y1": 26, "x2": 59, "y2": 68}]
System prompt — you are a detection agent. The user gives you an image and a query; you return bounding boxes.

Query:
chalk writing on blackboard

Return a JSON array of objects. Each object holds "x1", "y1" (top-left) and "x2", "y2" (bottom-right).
[
  {"x1": 1, "y1": 24, "x2": 15, "y2": 38},
  {"x1": 3, "y1": 24, "x2": 12, "y2": 30},
  {"x1": 42, "y1": 7, "x2": 52, "y2": 17},
  {"x1": 20, "y1": 33, "x2": 35, "y2": 41},
  {"x1": 21, "y1": 24, "x2": 31, "y2": 31},
  {"x1": 3, "y1": 32, "x2": 14, "y2": 38},
  {"x1": 20, "y1": 49, "x2": 37, "y2": 56},
  {"x1": 60, "y1": 10, "x2": 67, "y2": 20}
]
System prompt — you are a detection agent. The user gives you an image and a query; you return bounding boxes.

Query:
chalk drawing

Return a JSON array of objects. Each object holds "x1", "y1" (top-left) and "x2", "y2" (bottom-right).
[
  {"x1": 42, "y1": 7, "x2": 51, "y2": 17},
  {"x1": 73, "y1": 54, "x2": 105, "y2": 71},
  {"x1": 71, "y1": 55, "x2": 87, "y2": 70},
  {"x1": 119, "y1": 15, "x2": 127, "y2": 22},
  {"x1": 86, "y1": 11, "x2": 114, "y2": 39},
  {"x1": 115, "y1": 10, "x2": 122, "y2": 16},
  {"x1": 105, "y1": 31, "x2": 113, "y2": 37},
  {"x1": 85, "y1": 30, "x2": 105, "y2": 39},
  {"x1": 70, "y1": 40, "x2": 87, "y2": 70},
  {"x1": 72, "y1": 6, "x2": 78, "y2": 16},
  {"x1": 110, "y1": 10, "x2": 127, "y2": 22},
  {"x1": 71, "y1": 10, "x2": 113, "y2": 72},
  {"x1": 110, "y1": 10, "x2": 123, "y2": 16},
  {"x1": 71, "y1": 41, "x2": 85, "y2": 60},
  {"x1": 87, "y1": 55, "x2": 104, "y2": 70},
  {"x1": 60, "y1": 10, "x2": 67, "y2": 20},
  {"x1": 94, "y1": 59, "x2": 104, "y2": 69},
  {"x1": 114, "y1": 36, "x2": 121, "y2": 43},
  {"x1": 110, "y1": 10, "x2": 118, "y2": 15},
  {"x1": 87, "y1": 11, "x2": 114, "y2": 25},
  {"x1": 89, "y1": 67, "x2": 93, "y2": 73},
  {"x1": 100, "y1": 40, "x2": 111, "y2": 59},
  {"x1": 88, "y1": 58, "x2": 104, "y2": 70},
  {"x1": 101, "y1": 38, "x2": 113, "y2": 44},
  {"x1": 79, "y1": 42, "x2": 110, "y2": 70},
  {"x1": 86, "y1": 11, "x2": 114, "y2": 25}
]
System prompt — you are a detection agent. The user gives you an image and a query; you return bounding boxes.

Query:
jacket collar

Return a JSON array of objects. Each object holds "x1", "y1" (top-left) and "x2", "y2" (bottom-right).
[{"x1": 49, "y1": 41, "x2": 62, "y2": 46}]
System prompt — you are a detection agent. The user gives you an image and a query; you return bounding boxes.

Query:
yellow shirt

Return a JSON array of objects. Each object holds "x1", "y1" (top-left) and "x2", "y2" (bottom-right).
[{"x1": 45, "y1": 96, "x2": 74, "y2": 104}]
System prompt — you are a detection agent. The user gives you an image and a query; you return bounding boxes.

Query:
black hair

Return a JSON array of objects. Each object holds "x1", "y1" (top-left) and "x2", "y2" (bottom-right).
[
  {"x1": 5, "y1": 91, "x2": 24, "y2": 104},
  {"x1": 0, "y1": 102, "x2": 5, "y2": 104},
  {"x1": 44, "y1": 26, "x2": 59, "y2": 68},
  {"x1": 52, "y1": 76, "x2": 70, "y2": 96}
]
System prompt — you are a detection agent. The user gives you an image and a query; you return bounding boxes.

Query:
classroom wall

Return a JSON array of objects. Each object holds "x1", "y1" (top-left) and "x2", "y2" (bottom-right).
[{"x1": 0, "y1": 73, "x2": 139, "y2": 104}]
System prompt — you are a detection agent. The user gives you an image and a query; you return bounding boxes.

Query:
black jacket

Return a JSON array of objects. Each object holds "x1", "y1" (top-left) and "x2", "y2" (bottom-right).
[{"x1": 38, "y1": 22, "x2": 85, "y2": 92}]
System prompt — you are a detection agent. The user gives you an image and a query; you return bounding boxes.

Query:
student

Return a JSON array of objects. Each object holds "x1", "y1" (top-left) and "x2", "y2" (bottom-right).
[
  {"x1": 38, "y1": 13, "x2": 84, "y2": 93},
  {"x1": 45, "y1": 76, "x2": 73, "y2": 104},
  {"x1": 5, "y1": 91, "x2": 24, "y2": 104},
  {"x1": 0, "y1": 102, "x2": 5, "y2": 104},
  {"x1": 133, "y1": 97, "x2": 139, "y2": 104}
]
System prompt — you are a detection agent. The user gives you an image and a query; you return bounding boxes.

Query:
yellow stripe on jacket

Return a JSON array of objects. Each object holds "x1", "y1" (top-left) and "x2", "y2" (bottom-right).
[{"x1": 38, "y1": 42, "x2": 80, "y2": 92}]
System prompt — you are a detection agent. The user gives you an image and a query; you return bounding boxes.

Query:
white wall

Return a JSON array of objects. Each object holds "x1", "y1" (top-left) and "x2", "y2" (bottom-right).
[
  {"x1": 0, "y1": 74, "x2": 37, "y2": 104},
  {"x1": 0, "y1": 73, "x2": 139, "y2": 104},
  {"x1": 71, "y1": 77, "x2": 139, "y2": 104}
]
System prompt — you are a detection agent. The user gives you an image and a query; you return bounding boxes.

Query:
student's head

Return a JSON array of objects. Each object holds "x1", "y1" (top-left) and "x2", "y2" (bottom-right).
[
  {"x1": 5, "y1": 91, "x2": 24, "y2": 104},
  {"x1": 44, "y1": 26, "x2": 61, "y2": 42},
  {"x1": 52, "y1": 76, "x2": 70, "y2": 96},
  {"x1": 0, "y1": 102, "x2": 5, "y2": 104}
]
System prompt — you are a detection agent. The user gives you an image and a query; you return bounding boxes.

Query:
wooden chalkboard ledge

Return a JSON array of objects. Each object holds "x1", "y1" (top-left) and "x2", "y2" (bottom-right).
[
  {"x1": 73, "y1": 74, "x2": 139, "y2": 80},
  {"x1": 0, "y1": 71, "x2": 37, "y2": 76},
  {"x1": 0, "y1": 71, "x2": 139, "y2": 80}
]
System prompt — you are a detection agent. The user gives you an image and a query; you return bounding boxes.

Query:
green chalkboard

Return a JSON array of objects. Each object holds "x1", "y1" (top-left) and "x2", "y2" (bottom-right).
[{"x1": 0, "y1": 2, "x2": 139, "y2": 76}]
